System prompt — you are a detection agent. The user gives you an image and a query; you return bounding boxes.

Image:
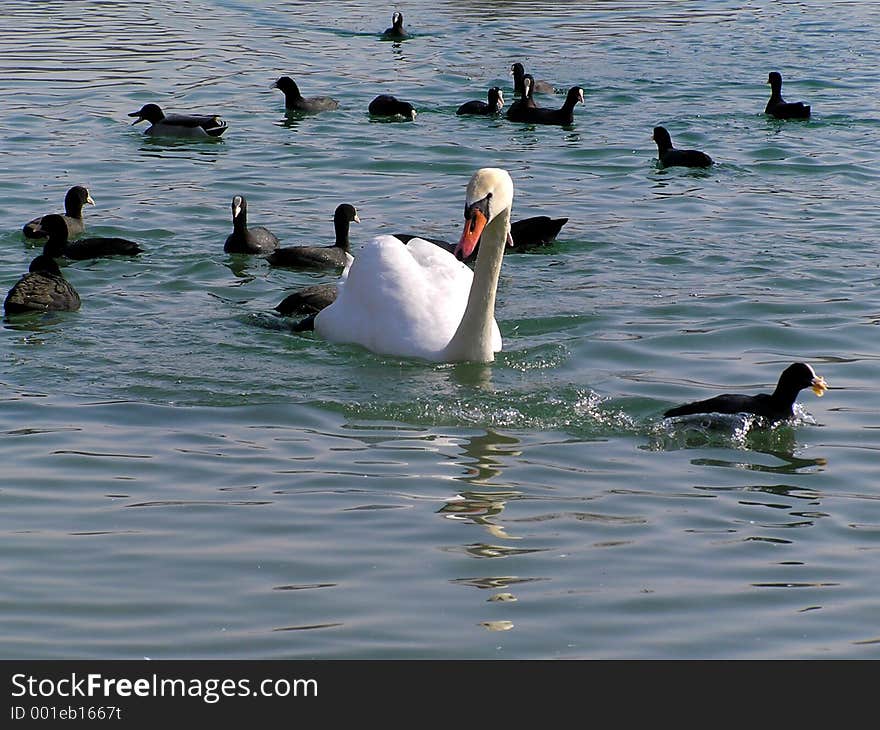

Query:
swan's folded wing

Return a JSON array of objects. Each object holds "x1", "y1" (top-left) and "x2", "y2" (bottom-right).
[
  {"x1": 408, "y1": 238, "x2": 501, "y2": 353},
  {"x1": 316, "y1": 235, "x2": 474, "y2": 359}
]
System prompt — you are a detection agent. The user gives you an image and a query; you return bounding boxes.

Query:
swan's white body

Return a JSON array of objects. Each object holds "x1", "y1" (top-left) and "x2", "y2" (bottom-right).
[{"x1": 314, "y1": 168, "x2": 513, "y2": 363}]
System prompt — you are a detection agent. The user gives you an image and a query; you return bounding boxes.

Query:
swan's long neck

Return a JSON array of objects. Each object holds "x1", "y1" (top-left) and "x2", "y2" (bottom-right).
[{"x1": 442, "y1": 204, "x2": 510, "y2": 363}]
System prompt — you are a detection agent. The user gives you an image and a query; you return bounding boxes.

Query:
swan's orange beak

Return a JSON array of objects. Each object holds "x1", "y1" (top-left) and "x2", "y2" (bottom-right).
[{"x1": 455, "y1": 208, "x2": 488, "y2": 261}]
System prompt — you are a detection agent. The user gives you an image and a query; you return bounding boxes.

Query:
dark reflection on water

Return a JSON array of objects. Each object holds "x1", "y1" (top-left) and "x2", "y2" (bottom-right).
[
  {"x1": 695, "y1": 483, "x2": 822, "y2": 502},
  {"x1": 126, "y1": 499, "x2": 273, "y2": 508},
  {"x1": 278, "y1": 112, "x2": 304, "y2": 130},
  {"x1": 3, "y1": 312, "x2": 72, "y2": 331},
  {"x1": 690, "y1": 451, "x2": 827, "y2": 475},
  {"x1": 449, "y1": 576, "x2": 545, "y2": 591},
  {"x1": 446, "y1": 543, "x2": 546, "y2": 559},
  {"x1": 272, "y1": 622, "x2": 344, "y2": 632},
  {"x1": 223, "y1": 255, "x2": 256, "y2": 281},
  {"x1": 135, "y1": 129, "x2": 227, "y2": 144}
]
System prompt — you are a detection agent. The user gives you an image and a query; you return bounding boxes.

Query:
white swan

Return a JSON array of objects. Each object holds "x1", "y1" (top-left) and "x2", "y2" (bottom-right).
[{"x1": 314, "y1": 167, "x2": 513, "y2": 363}]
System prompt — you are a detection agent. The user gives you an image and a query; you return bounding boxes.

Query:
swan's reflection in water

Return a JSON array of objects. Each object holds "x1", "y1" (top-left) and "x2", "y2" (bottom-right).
[
  {"x1": 452, "y1": 428, "x2": 520, "y2": 484},
  {"x1": 439, "y1": 429, "x2": 544, "y2": 624},
  {"x1": 449, "y1": 362, "x2": 496, "y2": 392},
  {"x1": 439, "y1": 490, "x2": 519, "y2": 540},
  {"x1": 439, "y1": 428, "x2": 522, "y2": 539}
]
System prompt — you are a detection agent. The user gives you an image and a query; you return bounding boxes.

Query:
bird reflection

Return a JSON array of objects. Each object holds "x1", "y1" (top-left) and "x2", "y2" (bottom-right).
[
  {"x1": 690, "y1": 449, "x2": 827, "y2": 475},
  {"x1": 439, "y1": 431, "x2": 547, "y2": 612},
  {"x1": 449, "y1": 362, "x2": 495, "y2": 391},
  {"x1": 439, "y1": 429, "x2": 523, "y2": 538},
  {"x1": 455, "y1": 428, "x2": 521, "y2": 484},
  {"x1": 646, "y1": 415, "x2": 829, "y2": 474},
  {"x1": 223, "y1": 255, "x2": 255, "y2": 280},
  {"x1": 450, "y1": 576, "x2": 545, "y2": 599},
  {"x1": 438, "y1": 489, "x2": 519, "y2": 539},
  {"x1": 453, "y1": 543, "x2": 545, "y2": 559},
  {"x1": 279, "y1": 113, "x2": 303, "y2": 130}
]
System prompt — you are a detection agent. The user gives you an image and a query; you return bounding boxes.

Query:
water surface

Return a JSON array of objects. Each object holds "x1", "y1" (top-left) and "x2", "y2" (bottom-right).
[{"x1": 2, "y1": 1, "x2": 880, "y2": 659}]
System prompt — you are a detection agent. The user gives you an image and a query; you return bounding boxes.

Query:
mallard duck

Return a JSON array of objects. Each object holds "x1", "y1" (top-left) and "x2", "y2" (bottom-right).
[{"x1": 128, "y1": 103, "x2": 227, "y2": 137}]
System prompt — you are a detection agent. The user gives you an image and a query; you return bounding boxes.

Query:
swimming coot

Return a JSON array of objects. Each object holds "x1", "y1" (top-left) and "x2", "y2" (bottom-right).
[
  {"x1": 652, "y1": 126, "x2": 713, "y2": 168},
  {"x1": 511, "y1": 62, "x2": 555, "y2": 95},
  {"x1": 765, "y1": 71, "x2": 811, "y2": 119},
  {"x1": 457, "y1": 87, "x2": 504, "y2": 116},
  {"x1": 23, "y1": 185, "x2": 95, "y2": 240},
  {"x1": 224, "y1": 196, "x2": 280, "y2": 254},
  {"x1": 40, "y1": 212, "x2": 142, "y2": 260},
  {"x1": 664, "y1": 362, "x2": 827, "y2": 423},
  {"x1": 368, "y1": 95, "x2": 417, "y2": 121},
  {"x1": 382, "y1": 12, "x2": 409, "y2": 40},
  {"x1": 266, "y1": 203, "x2": 360, "y2": 270},
  {"x1": 4, "y1": 225, "x2": 81, "y2": 314},
  {"x1": 505, "y1": 75, "x2": 538, "y2": 122},
  {"x1": 511, "y1": 86, "x2": 584, "y2": 126},
  {"x1": 275, "y1": 282, "x2": 338, "y2": 316},
  {"x1": 273, "y1": 76, "x2": 339, "y2": 113}
]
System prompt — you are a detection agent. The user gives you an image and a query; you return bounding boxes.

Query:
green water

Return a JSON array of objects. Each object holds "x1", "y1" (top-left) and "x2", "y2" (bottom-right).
[{"x1": 2, "y1": 1, "x2": 880, "y2": 658}]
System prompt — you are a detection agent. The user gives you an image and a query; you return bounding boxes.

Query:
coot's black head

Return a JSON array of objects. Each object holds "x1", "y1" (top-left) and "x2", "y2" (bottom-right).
[
  {"x1": 392, "y1": 11, "x2": 403, "y2": 30},
  {"x1": 488, "y1": 87, "x2": 503, "y2": 106},
  {"x1": 39, "y1": 214, "x2": 70, "y2": 255},
  {"x1": 128, "y1": 103, "x2": 165, "y2": 124},
  {"x1": 510, "y1": 63, "x2": 526, "y2": 95},
  {"x1": 231, "y1": 195, "x2": 248, "y2": 222},
  {"x1": 777, "y1": 362, "x2": 827, "y2": 397},
  {"x1": 767, "y1": 71, "x2": 782, "y2": 88},
  {"x1": 370, "y1": 95, "x2": 417, "y2": 120},
  {"x1": 274, "y1": 76, "x2": 299, "y2": 94},
  {"x1": 334, "y1": 203, "x2": 360, "y2": 224},
  {"x1": 566, "y1": 86, "x2": 585, "y2": 106},
  {"x1": 652, "y1": 126, "x2": 673, "y2": 149},
  {"x1": 65, "y1": 186, "x2": 95, "y2": 214}
]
